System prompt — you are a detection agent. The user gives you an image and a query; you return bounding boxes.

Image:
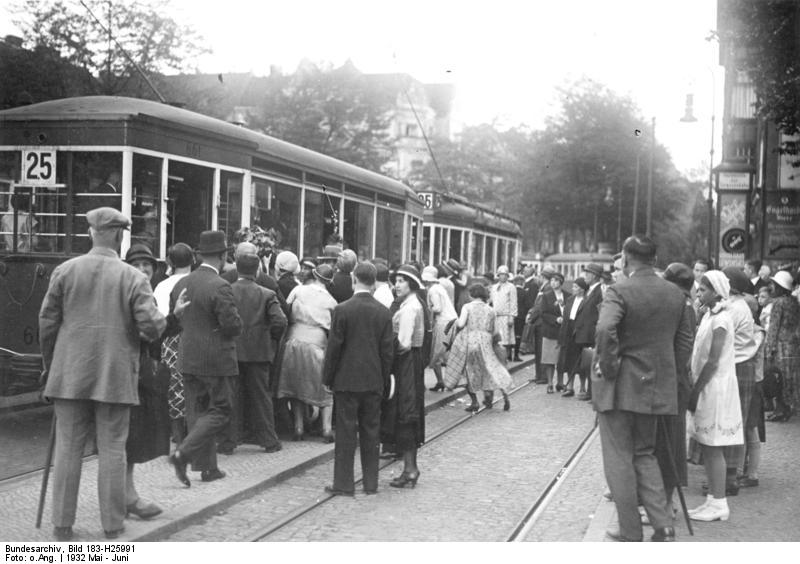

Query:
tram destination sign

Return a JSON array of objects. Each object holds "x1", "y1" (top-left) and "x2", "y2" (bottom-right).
[{"x1": 21, "y1": 149, "x2": 57, "y2": 186}]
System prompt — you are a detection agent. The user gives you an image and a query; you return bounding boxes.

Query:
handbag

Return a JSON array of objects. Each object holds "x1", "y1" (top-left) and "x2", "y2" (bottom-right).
[{"x1": 519, "y1": 323, "x2": 535, "y2": 354}]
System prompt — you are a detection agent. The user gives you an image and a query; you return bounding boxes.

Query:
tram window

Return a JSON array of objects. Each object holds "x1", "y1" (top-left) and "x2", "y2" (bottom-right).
[
  {"x1": 485, "y1": 236, "x2": 496, "y2": 274},
  {"x1": 449, "y1": 229, "x2": 462, "y2": 263},
  {"x1": 422, "y1": 225, "x2": 431, "y2": 264},
  {"x1": 71, "y1": 152, "x2": 123, "y2": 253},
  {"x1": 409, "y1": 217, "x2": 421, "y2": 263},
  {"x1": 166, "y1": 160, "x2": 213, "y2": 250},
  {"x1": 304, "y1": 190, "x2": 341, "y2": 258},
  {"x1": 130, "y1": 154, "x2": 162, "y2": 253},
  {"x1": 251, "y1": 179, "x2": 300, "y2": 255},
  {"x1": 472, "y1": 233, "x2": 484, "y2": 275},
  {"x1": 498, "y1": 239, "x2": 507, "y2": 269},
  {"x1": 343, "y1": 199, "x2": 374, "y2": 260},
  {"x1": 433, "y1": 227, "x2": 443, "y2": 265},
  {"x1": 219, "y1": 171, "x2": 243, "y2": 244},
  {"x1": 375, "y1": 208, "x2": 403, "y2": 265},
  {"x1": 0, "y1": 151, "x2": 20, "y2": 251}
]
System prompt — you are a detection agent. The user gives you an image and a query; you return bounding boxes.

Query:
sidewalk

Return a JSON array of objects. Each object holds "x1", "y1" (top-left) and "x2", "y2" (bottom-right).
[
  {"x1": 583, "y1": 417, "x2": 800, "y2": 542},
  {"x1": 0, "y1": 357, "x2": 535, "y2": 542}
]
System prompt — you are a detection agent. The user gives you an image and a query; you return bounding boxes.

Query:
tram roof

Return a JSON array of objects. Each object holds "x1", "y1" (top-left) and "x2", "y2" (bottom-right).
[
  {"x1": 0, "y1": 96, "x2": 420, "y2": 206},
  {"x1": 544, "y1": 252, "x2": 614, "y2": 263}
]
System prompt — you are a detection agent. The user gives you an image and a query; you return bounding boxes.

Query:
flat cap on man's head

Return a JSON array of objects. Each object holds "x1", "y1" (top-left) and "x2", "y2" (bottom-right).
[
  {"x1": 582, "y1": 263, "x2": 604, "y2": 277},
  {"x1": 86, "y1": 207, "x2": 130, "y2": 230}
]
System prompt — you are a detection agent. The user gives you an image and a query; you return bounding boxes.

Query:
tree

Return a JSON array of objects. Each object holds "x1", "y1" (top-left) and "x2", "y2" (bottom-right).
[
  {"x1": 248, "y1": 61, "x2": 396, "y2": 172},
  {"x1": 11, "y1": 0, "x2": 209, "y2": 97}
]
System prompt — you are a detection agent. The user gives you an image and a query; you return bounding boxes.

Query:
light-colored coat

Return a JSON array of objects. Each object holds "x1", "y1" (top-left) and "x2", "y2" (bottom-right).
[{"x1": 39, "y1": 247, "x2": 165, "y2": 405}]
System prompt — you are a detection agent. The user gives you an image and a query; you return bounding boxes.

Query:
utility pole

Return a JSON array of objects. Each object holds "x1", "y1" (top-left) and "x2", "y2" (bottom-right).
[{"x1": 646, "y1": 116, "x2": 655, "y2": 238}]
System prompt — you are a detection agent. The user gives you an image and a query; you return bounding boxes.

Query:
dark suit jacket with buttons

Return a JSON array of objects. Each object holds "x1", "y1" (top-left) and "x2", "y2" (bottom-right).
[
  {"x1": 592, "y1": 267, "x2": 694, "y2": 415},
  {"x1": 176, "y1": 265, "x2": 242, "y2": 377},
  {"x1": 231, "y1": 277, "x2": 287, "y2": 364},
  {"x1": 573, "y1": 283, "x2": 603, "y2": 346},
  {"x1": 322, "y1": 292, "x2": 394, "y2": 394}
]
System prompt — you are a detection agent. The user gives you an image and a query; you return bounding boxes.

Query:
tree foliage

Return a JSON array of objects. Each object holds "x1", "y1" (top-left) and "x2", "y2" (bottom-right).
[
  {"x1": 720, "y1": 0, "x2": 800, "y2": 154},
  {"x1": 11, "y1": 0, "x2": 209, "y2": 96},
  {"x1": 249, "y1": 61, "x2": 396, "y2": 172}
]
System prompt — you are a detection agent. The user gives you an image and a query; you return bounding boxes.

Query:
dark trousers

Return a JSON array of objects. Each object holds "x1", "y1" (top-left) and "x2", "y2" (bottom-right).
[
  {"x1": 239, "y1": 362, "x2": 280, "y2": 448},
  {"x1": 533, "y1": 325, "x2": 545, "y2": 382},
  {"x1": 333, "y1": 391, "x2": 381, "y2": 493},
  {"x1": 180, "y1": 374, "x2": 233, "y2": 472},
  {"x1": 598, "y1": 409, "x2": 670, "y2": 541}
]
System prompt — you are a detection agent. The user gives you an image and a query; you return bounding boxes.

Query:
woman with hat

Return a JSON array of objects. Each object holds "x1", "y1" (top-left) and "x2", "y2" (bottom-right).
[
  {"x1": 382, "y1": 265, "x2": 426, "y2": 488},
  {"x1": 275, "y1": 250, "x2": 301, "y2": 299},
  {"x1": 277, "y1": 263, "x2": 338, "y2": 442},
  {"x1": 559, "y1": 277, "x2": 589, "y2": 397},
  {"x1": 422, "y1": 266, "x2": 457, "y2": 392},
  {"x1": 489, "y1": 265, "x2": 518, "y2": 363},
  {"x1": 329, "y1": 249, "x2": 357, "y2": 304},
  {"x1": 687, "y1": 270, "x2": 742, "y2": 522},
  {"x1": 764, "y1": 270, "x2": 800, "y2": 422},
  {"x1": 299, "y1": 257, "x2": 317, "y2": 284},
  {"x1": 124, "y1": 244, "x2": 170, "y2": 519},
  {"x1": 540, "y1": 271, "x2": 570, "y2": 393}
]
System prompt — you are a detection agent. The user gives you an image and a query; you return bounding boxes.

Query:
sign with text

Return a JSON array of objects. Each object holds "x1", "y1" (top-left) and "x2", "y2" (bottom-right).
[
  {"x1": 778, "y1": 133, "x2": 800, "y2": 189},
  {"x1": 765, "y1": 191, "x2": 800, "y2": 259},
  {"x1": 21, "y1": 149, "x2": 57, "y2": 186},
  {"x1": 417, "y1": 192, "x2": 440, "y2": 210},
  {"x1": 717, "y1": 171, "x2": 751, "y2": 191},
  {"x1": 717, "y1": 192, "x2": 747, "y2": 267}
]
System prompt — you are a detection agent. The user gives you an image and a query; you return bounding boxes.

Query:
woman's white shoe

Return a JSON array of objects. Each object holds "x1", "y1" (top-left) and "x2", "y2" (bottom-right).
[
  {"x1": 689, "y1": 497, "x2": 730, "y2": 522},
  {"x1": 688, "y1": 494, "x2": 714, "y2": 516}
]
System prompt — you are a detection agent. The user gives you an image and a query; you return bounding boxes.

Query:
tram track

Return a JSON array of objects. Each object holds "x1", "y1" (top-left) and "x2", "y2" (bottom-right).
[{"x1": 241, "y1": 376, "x2": 599, "y2": 543}]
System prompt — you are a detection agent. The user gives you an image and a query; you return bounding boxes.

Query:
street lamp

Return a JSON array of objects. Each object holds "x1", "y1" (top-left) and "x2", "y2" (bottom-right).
[{"x1": 680, "y1": 69, "x2": 716, "y2": 264}]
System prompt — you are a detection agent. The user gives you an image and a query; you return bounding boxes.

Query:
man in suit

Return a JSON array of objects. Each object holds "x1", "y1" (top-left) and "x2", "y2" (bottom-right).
[
  {"x1": 525, "y1": 266, "x2": 549, "y2": 382},
  {"x1": 39, "y1": 207, "x2": 165, "y2": 540},
  {"x1": 169, "y1": 230, "x2": 242, "y2": 486},
  {"x1": 322, "y1": 261, "x2": 394, "y2": 496},
  {"x1": 592, "y1": 235, "x2": 693, "y2": 542},
  {"x1": 571, "y1": 263, "x2": 604, "y2": 400},
  {"x1": 230, "y1": 253, "x2": 287, "y2": 453},
  {"x1": 744, "y1": 259, "x2": 767, "y2": 296}
]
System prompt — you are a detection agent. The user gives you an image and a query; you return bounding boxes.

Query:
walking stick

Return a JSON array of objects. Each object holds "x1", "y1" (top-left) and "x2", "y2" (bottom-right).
[
  {"x1": 658, "y1": 415, "x2": 694, "y2": 536},
  {"x1": 36, "y1": 414, "x2": 56, "y2": 528}
]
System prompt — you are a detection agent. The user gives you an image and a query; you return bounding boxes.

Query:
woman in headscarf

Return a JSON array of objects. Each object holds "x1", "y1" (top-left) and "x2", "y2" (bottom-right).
[
  {"x1": 687, "y1": 270, "x2": 743, "y2": 522},
  {"x1": 764, "y1": 270, "x2": 800, "y2": 421},
  {"x1": 422, "y1": 266, "x2": 457, "y2": 392},
  {"x1": 381, "y1": 265, "x2": 426, "y2": 488},
  {"x1": 277, "y1": 263, "x2": 338, "y2": 442}
]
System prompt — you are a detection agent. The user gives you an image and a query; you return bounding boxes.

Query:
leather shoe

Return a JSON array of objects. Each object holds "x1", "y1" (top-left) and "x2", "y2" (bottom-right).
[
  {"x1": 264, "y1": 443, "x2": 282, "y2": 453},
  {"x1": 322, "y1": 433, "x2": 335, "y2": 444},
  {"x1": 605, "y1": 524, "x2": 640, "y2": 542},
  {"x1": 104, "y1": 527, "x2": 124, "y2": 540},
  {"x1": 126, "y1": 500, "x2": 162, "y2": 520},
  {"x1": 363, "y1": 489, "x2": 378, "y2": 495},
  {"x1": 217, "y1": 445, "x2": 235, "y2": 455},
  {"x1": 324, "y1": 485, "x2": 354, "y2": 497},
  {"x1": 737, "y1": 476, "x2": 759, "y2": 488},
  {"x1": 561, "y1": 389, "x2": 575, "y2": 398},
  {"x1": 651, "y1": 527, "x2": 675, "y2": 542},
  {"x1": 201, "y1": 469, "x2": 226, "y2": 482},
  {"x1": 168, "y1": 451, "x2": 190, "y2": 487},
  {"x1": 53, "y1": 526, "x2": 73, "y2": 541}
]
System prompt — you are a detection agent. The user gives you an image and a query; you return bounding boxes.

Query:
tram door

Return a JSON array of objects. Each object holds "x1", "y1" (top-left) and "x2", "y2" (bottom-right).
[{"x1": 166, "y1": 161, "x2": 214, "y2": 250}]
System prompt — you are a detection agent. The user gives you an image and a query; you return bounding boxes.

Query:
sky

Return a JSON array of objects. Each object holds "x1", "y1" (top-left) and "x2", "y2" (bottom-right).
[{"x1": 0, "y1": 0, "x2": 723, "y2": 176}]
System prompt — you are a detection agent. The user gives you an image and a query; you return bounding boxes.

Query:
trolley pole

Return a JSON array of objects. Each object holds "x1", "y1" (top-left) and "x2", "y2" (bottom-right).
[{"x1": 646, "y1": 117, "x2": 655, "y2": 238}]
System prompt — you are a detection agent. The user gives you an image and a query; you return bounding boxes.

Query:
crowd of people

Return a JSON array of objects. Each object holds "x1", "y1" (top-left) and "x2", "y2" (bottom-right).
[
  {"x1": 37, "y1": 208, "x2": 524, "y2": 540},
  {"x1": 36, "y1": 206, "x2": 800, "y2": 541}
]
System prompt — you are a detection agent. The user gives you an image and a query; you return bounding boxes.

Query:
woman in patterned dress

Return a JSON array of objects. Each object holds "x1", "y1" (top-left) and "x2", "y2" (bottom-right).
[
  {"x1": 489, "y1": 265, "x2": 518, "y2": 362},
  {"x1": 687, "y1": 271, "x2": 743, "y2": 522},
  {"x1": 277, "y1": 264, "x2": 338, "y2": 442},
  {"x1": 764, "y1": 270, "x2": 800, "y2": 421},
  {"x1": 445, "y1": 283, "x2": 513, "y2": 412}
]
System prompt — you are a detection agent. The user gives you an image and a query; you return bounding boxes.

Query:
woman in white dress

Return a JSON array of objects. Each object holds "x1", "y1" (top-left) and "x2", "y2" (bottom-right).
[
  {"x1": 422, "y1": 266, "x2": 457, "y2": 392},
  {"x1": 688, "y1": 270, "x2": 743, "y2": 522},
  {"x1": 489, "y1": 265, "x2": 518, "y2": 362}
]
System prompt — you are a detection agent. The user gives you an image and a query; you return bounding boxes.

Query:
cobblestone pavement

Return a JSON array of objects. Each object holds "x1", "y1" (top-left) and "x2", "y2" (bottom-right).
[
  {"x1": 165, "y1": 364, "x2": 599, "y2": 542},
  {"x1": 583, "y1": 416, "x2": 800, "y2": 542}
]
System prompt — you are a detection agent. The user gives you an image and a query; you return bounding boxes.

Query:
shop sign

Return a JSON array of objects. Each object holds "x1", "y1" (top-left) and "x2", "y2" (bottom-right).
[
  {"x1": 765, "y1": 191, "x2": 800, "y2": 258},
  {"x1": 717, "y1": 172, "x2": 750, "y2": 191}
]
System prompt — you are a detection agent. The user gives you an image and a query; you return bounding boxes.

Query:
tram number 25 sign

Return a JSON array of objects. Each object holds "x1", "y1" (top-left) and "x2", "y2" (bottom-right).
[{"x1": 22, "y1": 150, "x2": 57, "y2": 185}]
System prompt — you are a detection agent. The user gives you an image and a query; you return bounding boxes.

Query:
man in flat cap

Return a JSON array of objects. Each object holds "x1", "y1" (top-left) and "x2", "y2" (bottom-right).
[
  {"x1": 571, "y1": 263, "x2": 604, "y2": 399},
  {"x1": 39, "y1": 207, "x2": 166, "y2": 540}
]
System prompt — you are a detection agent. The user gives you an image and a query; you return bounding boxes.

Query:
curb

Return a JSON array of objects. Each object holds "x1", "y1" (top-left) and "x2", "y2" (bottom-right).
[{"x1": 131, "y1": 357, "x2": 537, "y2": 541}]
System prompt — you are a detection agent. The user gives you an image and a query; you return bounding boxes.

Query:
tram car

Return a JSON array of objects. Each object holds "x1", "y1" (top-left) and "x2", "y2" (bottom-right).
[
  {"x1": 0, "y1": 96, "x2": 424, "y2": 405},
  {"x1": 539, "y1": 252, "x2": 614, "y2": 282},
  {"x1": 415, "y1": 189, "x2": 522, "y2": 276}
]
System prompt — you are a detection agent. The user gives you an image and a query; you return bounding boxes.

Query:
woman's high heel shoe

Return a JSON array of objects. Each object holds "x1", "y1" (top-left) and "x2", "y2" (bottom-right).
[
  {"x1": 428, "y1": 383, "x2": 445, "y2": 392},
  {"x1": 390, "y1": 471, "x2": 420, "y2": 489},
  {"x1": 503, "y1": 398, "x2": 511, "y2": 411}
]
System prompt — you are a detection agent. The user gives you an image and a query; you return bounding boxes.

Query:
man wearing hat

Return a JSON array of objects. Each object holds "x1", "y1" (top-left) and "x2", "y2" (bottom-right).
[
  {"x1": 39, "y1": 207, "x2": 166, "y2": 540},
  {"x1": 329, "y1": 249, "x2": 357, "y2": 304},
  {"x1": 526, "y1": 266, "x2": 553, "y2": 382},
  {"x1": 571, "y1": 263, "x2": 605, "y2": 400},
  {"x1": 168, "y1": 230, "x2": 242, "y2": 487}
]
